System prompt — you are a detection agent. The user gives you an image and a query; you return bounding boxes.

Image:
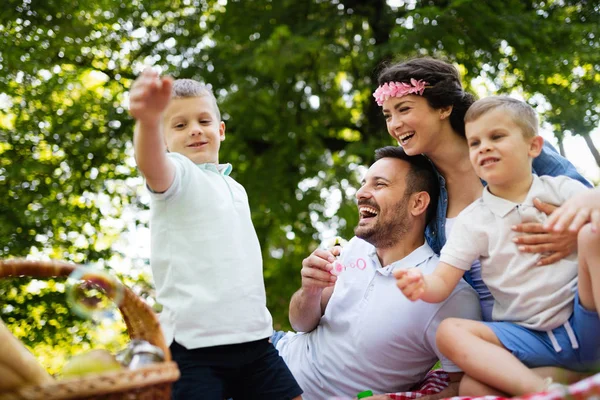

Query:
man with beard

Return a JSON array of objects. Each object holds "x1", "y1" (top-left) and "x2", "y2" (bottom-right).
[{"x1": 274, "y1": 146, "x2": 481, "y2": 399}]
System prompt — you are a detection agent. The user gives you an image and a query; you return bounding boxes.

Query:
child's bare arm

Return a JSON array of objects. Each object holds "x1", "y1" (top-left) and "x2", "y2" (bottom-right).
[
  {"x1": 544, "y1": 188, "x2": 600, "y2": 233},
  {"x1": 394, "y1": 262, "x2": 465, "y2": 303},
  {"x1": 129, "y1": 69, "x2": 175, "y2": 193}
]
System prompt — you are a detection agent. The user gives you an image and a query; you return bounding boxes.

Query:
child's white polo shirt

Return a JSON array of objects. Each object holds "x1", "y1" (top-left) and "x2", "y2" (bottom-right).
[
  {"x1": 440, "y1": 174, "x2": 588, "y2": 331},
  {"x1": 148, "y1": 152, "x2": 273, "y2": 349},
  {"x1": 276, "y1": 237, "x2": 480, "y2": 398}
]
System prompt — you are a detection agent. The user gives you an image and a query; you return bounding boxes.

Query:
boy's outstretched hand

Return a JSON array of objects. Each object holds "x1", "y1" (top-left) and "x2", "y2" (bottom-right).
[
  {"x1": 394, "y1": 268, "x2": 426, "y2": 301},
  {"x1": 544, "y1": 189, "x2": 600, "y2": 234},
  {"x1": 129, "y1": 68, "x2": 173, "y2": 123}
]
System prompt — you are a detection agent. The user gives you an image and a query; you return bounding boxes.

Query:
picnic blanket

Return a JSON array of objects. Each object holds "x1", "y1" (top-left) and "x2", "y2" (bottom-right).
[
  {"x1": 386, "y1": 370, "x2": 450, "y2": 399},
  {"x1": 385, "y1": 370, "x2": 600, "y2": 400}
]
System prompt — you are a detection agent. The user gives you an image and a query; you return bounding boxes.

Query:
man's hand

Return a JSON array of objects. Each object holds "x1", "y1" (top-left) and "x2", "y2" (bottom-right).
[
  {"x1": 512, "y1": 198, "x2": 577, "y2": 266},
  {"x1": 129, "y1": 68, "x2": 173, "y2": 124},
  {"x1": 300, "y1": 247, "x2": 340, "y2": 291},
  {"x1": 544, "y1": 190, "x2": 600, "y2": 234},
  {"x1": 394, "y1": 269, "x2": 425, "y2": 301},
  {"x1": 289, "y1": 247, "x2": 340, "y2": 332}
]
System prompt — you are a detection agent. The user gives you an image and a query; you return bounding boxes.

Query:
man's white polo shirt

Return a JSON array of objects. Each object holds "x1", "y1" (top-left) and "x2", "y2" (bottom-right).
[
  {"x1": 276, "y1": 237, "x2": 480, "y2": 398},
  {"x1": 148, "y1": 153, "x2": 273, "y2": 349}
]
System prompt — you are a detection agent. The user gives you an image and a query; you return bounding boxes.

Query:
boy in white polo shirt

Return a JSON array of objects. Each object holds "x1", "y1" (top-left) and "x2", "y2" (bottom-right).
[
  {"x1": 395, "y1": 96, "x2": 600, "y2": 397},
  {"x1": 129, "y1": 69, "x2": 302, "y2": 400}
]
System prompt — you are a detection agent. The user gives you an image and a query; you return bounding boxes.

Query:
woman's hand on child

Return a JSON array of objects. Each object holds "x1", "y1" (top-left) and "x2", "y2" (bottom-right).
[
  {"x1": 300, "y1": 248, "x2": 340, "y2": 291},
  {"x1": 544, "y1": 190, "x2": 600, "y2": 234},
  {"x1": 129, "y1": 68, "x2": 173, "y2": 123},
  {"x1": 512, "y1": 198, "x2": 578, "y2": 266},
  {"x1": 394, "y1": 269, "x2": 425, "y2": 301}
]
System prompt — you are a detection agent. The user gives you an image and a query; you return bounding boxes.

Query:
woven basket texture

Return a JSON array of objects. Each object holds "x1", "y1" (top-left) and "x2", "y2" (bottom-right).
[{"x1": 0, "y1": 259, "x2": 179, "y2": 400}]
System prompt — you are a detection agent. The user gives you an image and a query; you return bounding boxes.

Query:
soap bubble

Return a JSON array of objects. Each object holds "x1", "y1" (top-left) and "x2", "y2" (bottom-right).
[{"x1": 66, "y1": 267, "x2": 124, "y2": 321}]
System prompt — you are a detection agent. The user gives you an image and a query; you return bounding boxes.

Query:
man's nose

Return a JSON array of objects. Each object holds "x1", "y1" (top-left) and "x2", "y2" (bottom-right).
[{"x1": 356, "y1": 185, "x2": 370, "y2": 200}]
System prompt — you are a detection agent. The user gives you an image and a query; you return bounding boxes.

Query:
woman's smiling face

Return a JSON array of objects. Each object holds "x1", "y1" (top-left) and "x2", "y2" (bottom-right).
[{"x1": 382, "y1": 94, "x2": 449, "y2": 156}]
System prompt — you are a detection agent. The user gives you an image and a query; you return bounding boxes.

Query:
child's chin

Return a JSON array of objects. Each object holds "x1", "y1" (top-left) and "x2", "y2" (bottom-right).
[
  {"x1": 189, "y1": 153, "x2": 216, "y2": 164},
  {"x1": 483, "y1": 177, "x2": 505, "y2": 187}
]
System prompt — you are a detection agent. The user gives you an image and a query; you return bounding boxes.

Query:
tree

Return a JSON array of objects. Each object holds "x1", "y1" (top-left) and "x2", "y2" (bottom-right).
[{"x1": 1, "y1": 0, "x2": 598, "y2": 372}]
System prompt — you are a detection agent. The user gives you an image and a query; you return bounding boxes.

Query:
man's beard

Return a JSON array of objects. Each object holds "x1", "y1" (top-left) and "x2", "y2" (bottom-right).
[{"x1": 354, "y1": 194, "x2": 411, "y2": 249}]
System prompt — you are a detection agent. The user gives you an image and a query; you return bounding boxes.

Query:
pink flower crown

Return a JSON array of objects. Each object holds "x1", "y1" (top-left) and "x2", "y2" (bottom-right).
[{"x1": 373, "y1": 79, "x2": 430, "y2": 106}]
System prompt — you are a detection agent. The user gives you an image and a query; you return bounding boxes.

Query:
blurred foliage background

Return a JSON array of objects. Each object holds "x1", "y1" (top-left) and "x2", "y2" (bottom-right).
[{"x1": 1, "y1": 0, "x2": 599, "y2": 374}]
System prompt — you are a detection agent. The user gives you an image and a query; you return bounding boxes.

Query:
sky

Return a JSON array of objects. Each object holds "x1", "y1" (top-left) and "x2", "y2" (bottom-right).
[{"x1": 542, "y1": 129, "x2": 600, "y2": 183}]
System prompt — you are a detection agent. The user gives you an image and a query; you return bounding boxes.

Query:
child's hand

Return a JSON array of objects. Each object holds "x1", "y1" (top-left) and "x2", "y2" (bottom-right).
[
  {"x1": 544, "y1": 190, "x2": 600, "y2": 233},
  {"x1": 129, "y1": 68, "x2": 173, "y2": 123},
  {"x1": 394, "y1": 269, "x2": 425, "y2": 301}
]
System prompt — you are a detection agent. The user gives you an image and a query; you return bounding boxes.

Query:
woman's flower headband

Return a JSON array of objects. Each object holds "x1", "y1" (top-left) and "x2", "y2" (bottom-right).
[{"x1": 373, "y1": 79, "x2": 429, "y2": 106}]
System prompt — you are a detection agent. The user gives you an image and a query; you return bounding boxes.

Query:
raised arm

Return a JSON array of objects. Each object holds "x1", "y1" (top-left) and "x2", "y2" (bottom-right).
[
  {"x1": 289, "y1": 247, "x2": 338, "y2": 332},
  {"x1": 129, "y1": 69, "x2": 175, "y2": 193},
  {"x1": 394, "y1": 262, "x2": 465, "y2": 303}
]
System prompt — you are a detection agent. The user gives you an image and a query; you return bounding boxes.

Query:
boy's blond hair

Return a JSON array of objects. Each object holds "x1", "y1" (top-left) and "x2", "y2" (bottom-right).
[
  {"x1": 465, "y1": 96, "x2": 538, "y2": 138},
  {"x1": 171, "y1": 79, "x2": 221, "y2": 121}
]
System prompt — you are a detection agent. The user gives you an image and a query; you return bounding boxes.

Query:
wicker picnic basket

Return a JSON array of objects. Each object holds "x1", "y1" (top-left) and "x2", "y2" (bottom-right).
[{"x1": 0, "y1": 258, "x2": 180, "y2": 400}]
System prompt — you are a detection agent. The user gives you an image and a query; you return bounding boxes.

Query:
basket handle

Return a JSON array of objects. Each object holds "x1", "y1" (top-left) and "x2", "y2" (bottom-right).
[{"x1": 0, "y1": 259, "x2": 171, "y2": 361}]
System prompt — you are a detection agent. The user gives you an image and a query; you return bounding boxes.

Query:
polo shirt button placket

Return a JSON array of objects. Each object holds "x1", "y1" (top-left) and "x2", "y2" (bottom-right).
[
  {"x1": 364, "y1": 280, "x2": 375, "y2": 301},
  {"x1": 363, "y1": 265, "x2": 377, "y2": 302}
]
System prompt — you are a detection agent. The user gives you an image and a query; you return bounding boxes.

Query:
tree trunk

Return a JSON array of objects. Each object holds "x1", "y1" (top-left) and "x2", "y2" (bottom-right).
[
  {"x1": 558, "y1": 139, "x2": 566, "y2": 158},
  {"x1": 582, "y1": 133, "x2": 600, "y2": 168}
]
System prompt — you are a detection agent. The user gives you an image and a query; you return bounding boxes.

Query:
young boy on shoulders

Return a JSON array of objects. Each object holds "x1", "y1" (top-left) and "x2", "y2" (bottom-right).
[
  {"x1": 129, "y1": 69, "x2": 302, "y2": 400},
  {"x1": 395, "y1": 96, "x2": 600, "y2": 397}
]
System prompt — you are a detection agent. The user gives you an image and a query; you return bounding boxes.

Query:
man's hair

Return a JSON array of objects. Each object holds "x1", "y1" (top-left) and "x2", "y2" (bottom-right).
[
  {"x1": 374, "y1": 146, "x2": 439, "y2": 224},
  {"x1": 377, "y1": 57, "x2": 476, "y2": 138},
  {"x1": 171, "y1": 79, "x2": 221, "y2": 121},
  {"x1": 465, "y1": 96, "x2": 538, "y2": 138}
]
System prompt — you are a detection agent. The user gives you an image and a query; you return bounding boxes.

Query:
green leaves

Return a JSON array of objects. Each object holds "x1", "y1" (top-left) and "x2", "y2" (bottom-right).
[{"x1": 1, "y1": 0, "x2": 598, "y2": 372}]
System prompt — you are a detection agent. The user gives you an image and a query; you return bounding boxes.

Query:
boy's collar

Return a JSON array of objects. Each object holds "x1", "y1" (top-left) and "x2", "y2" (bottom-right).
[
  {"x1": 196, "y1": 162, "x2": 232, "y2": 176},
  {"x1": 482, "y1": 187, "x2": 515, "y2": 217},
  {"x1": 482, "y1": 175, "x2": 541, "y2": 217}
]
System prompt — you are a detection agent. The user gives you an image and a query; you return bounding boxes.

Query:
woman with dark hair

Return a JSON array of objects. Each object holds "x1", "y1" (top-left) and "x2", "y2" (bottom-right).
[{"x1": 374, "y1": 57, "x2": 592, "y2": 395}]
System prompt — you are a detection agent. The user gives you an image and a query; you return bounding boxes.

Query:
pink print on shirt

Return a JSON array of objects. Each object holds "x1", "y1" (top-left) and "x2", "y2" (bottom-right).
[{"x1": 330, "y1": 258, "x2": 367, "y2": 275}]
